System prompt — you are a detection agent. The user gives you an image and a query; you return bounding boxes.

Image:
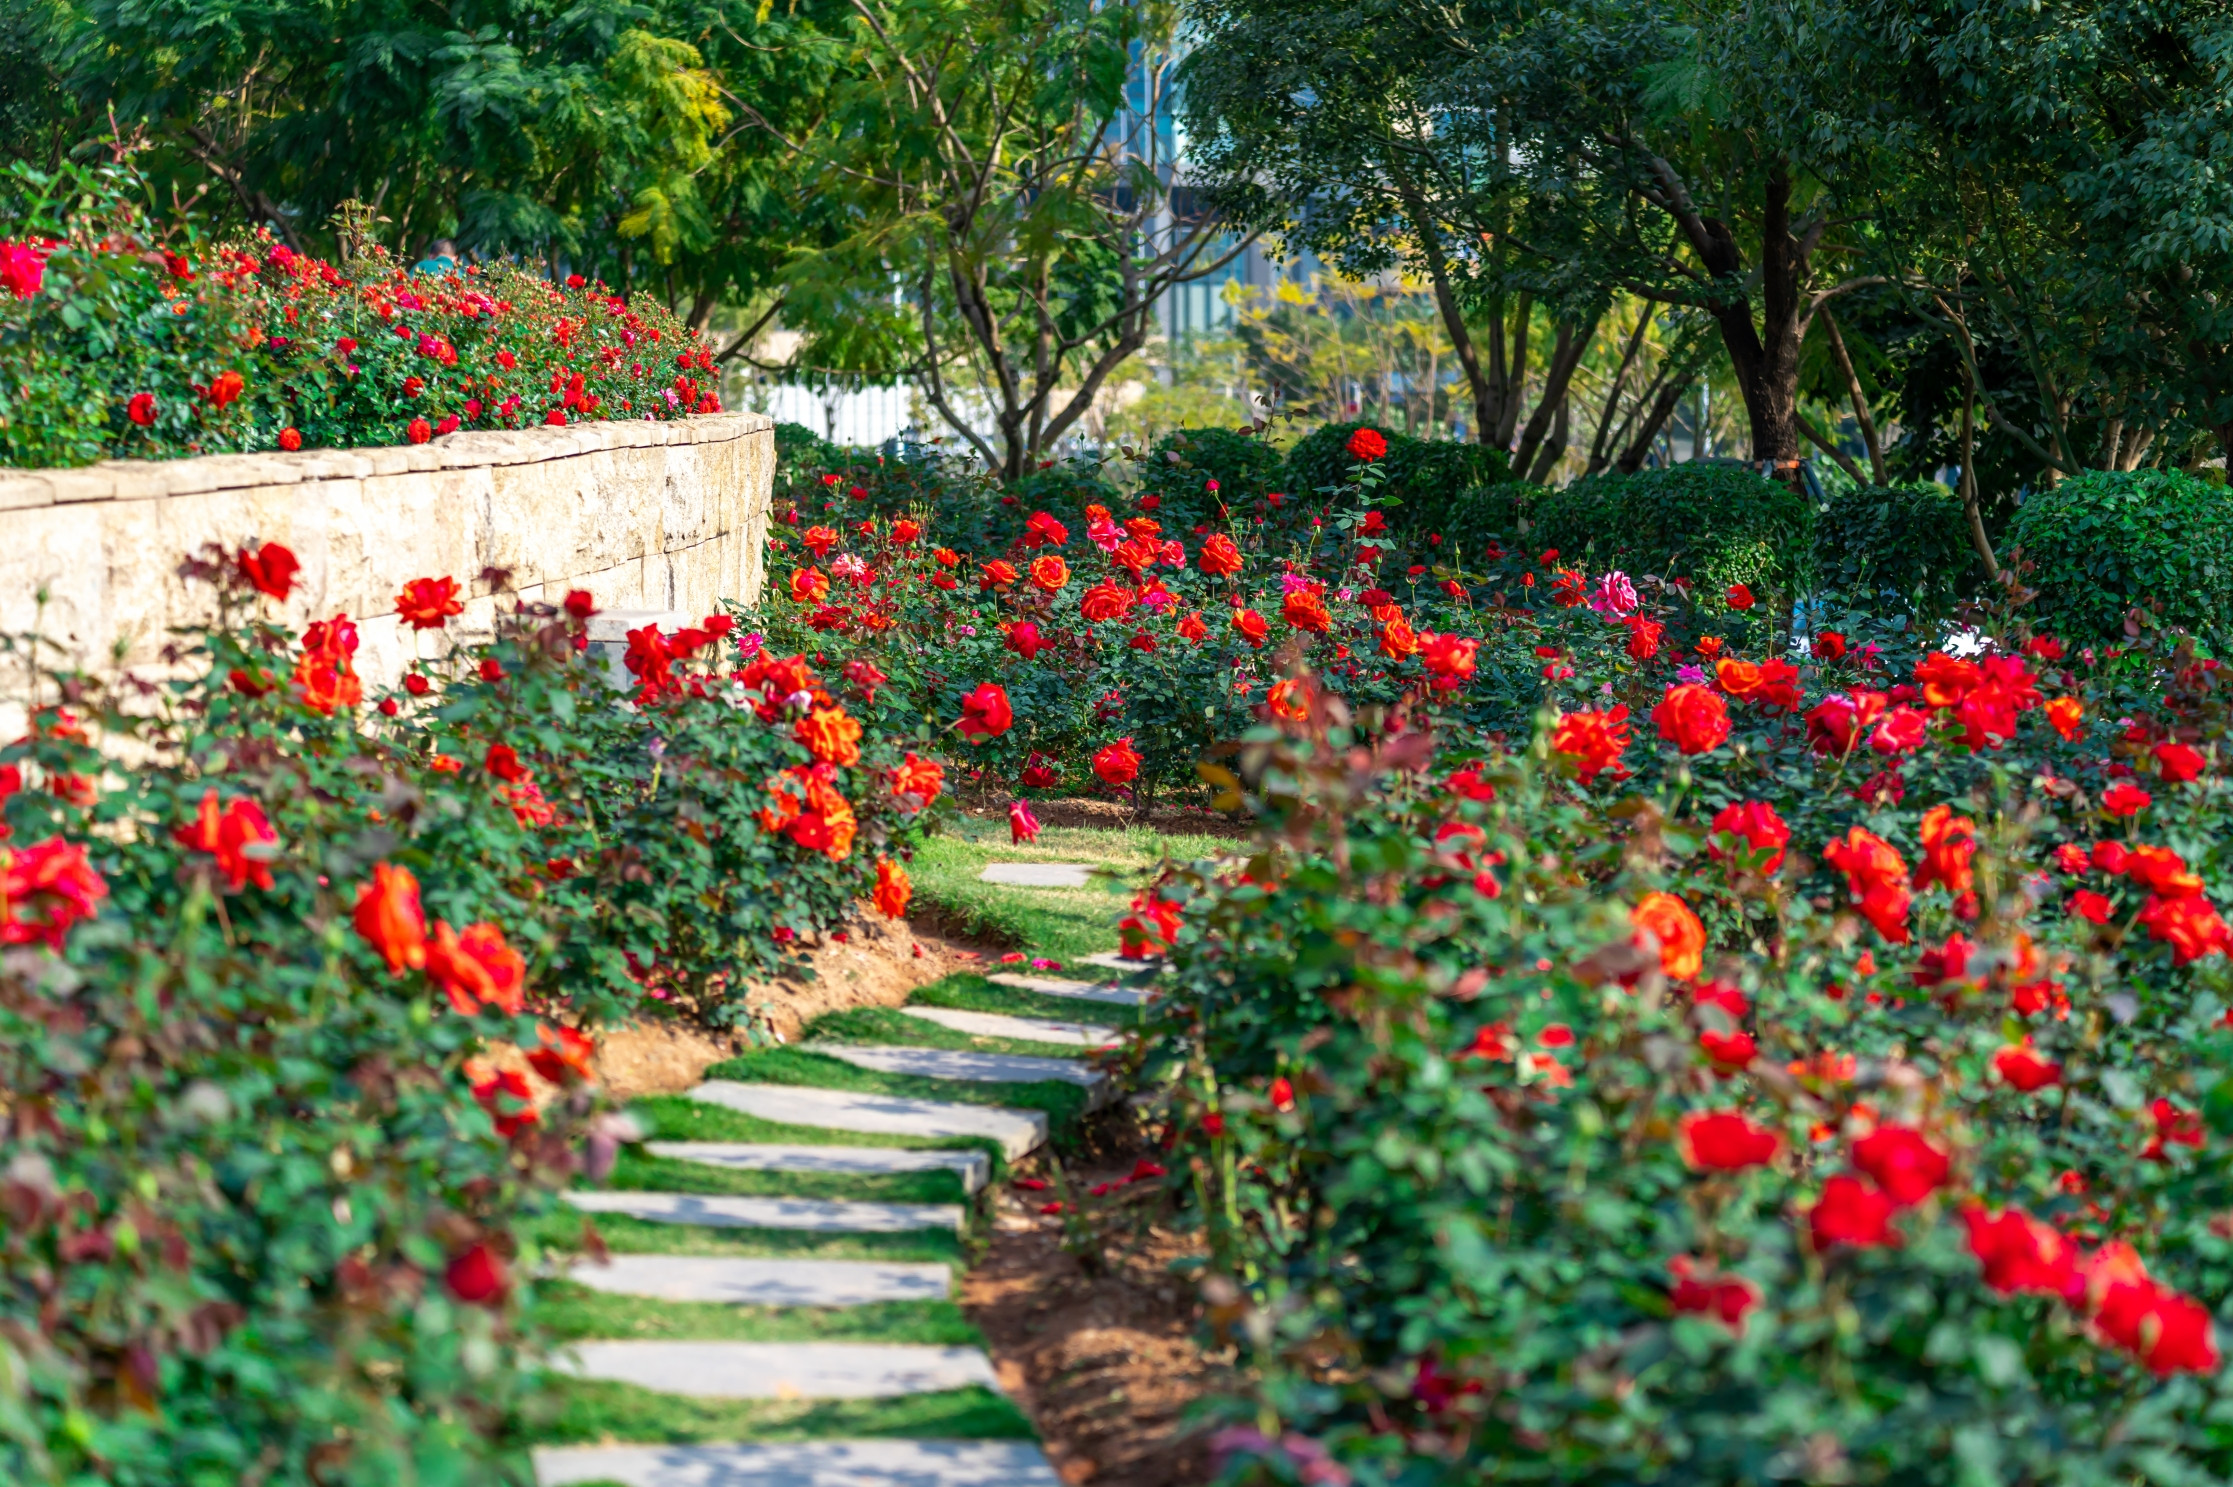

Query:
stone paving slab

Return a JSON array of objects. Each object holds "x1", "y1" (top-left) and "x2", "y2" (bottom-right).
[
  {"x1": 561, "y1": 1340, "x2": 1000, "y2": 1399},
  {"x1": 565, "y1": 1254, "x2": 952, "y2": 1306},
  {"x1": 811, "y1": 1044, "x2": 1103, "y2": 1091},
  {"x1": 645, "y1": 1141, "x2": 992, "y2": 1194},
  {"x1": 690, "y1": 1080, "x2": 1046, "y2": 1160},
  {"x1": 899, "y1": 1005, "x2": 1121, "y2": 1048},
  {"x1": 536, "y1": 1439, "x2": 1064, "y2": 1486},
  {"x1": 563, "y1": 1189, "x2": 963, "y2": 1234},
  {"x1": 977, "y1": 861, "x2": 1096, "y2": 888},
  {"x1": 985, "y1": 972, "x2": 1148, "y2": 1008}
]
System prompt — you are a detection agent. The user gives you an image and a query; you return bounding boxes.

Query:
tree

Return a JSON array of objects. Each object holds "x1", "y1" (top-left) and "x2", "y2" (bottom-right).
[
  {"x1": 1177, "y1": 0, "x2": 1609, "y2": 473},
  {"x1": 740, "y1": 0, "x2": 1246, "y2": 477}
]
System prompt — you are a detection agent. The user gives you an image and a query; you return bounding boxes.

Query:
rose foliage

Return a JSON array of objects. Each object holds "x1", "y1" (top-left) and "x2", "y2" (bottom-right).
[{"x1": 0, "y1": 542, "x2": 929, "y2": 1482}]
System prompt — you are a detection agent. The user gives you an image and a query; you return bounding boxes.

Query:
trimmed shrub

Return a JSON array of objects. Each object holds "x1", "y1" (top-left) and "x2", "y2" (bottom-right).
[
  {"x1": 1531, "y1": 462, "x2": 1814, "y2": 595},
  {"x1": 1140, "y1": 426, "x2": 1283, "y2": 530},
  {"x1": 2006, "y1": 468, "x2": 2233, "y2": 645},
  {"x1": 1281, "y1": 422, "x2": 1521, "y2": 555},
  {"x1": 1813, "y1": 481, "x2": 1980, "y2": 621}
]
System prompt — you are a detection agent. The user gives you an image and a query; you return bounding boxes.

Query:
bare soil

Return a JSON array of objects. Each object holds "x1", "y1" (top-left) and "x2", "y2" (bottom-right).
[
  {"x1": 963, "y1": 1116, "x2": 1224, "y2": 1486},
  {"x1": 592, "y1": 914, "x2": 989, "y2": 1098},
  {"x1": 954, "y1": 793, "x2": 1251, "y2": 840}
]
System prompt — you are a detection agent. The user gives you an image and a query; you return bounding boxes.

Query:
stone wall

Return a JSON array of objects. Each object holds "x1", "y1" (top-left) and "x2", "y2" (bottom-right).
[{"x1": 0, "y1": 411, "x2": 773, "y2": 688}]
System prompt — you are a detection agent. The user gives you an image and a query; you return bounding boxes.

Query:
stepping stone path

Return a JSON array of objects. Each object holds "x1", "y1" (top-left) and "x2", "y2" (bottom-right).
[
  {"x1": 567, "y1": 1255, "x2": 952, "y2": 1306},
  {"x1": 978, "y1": 861, "x2": 1097, "y2": 888},
  {"x1": 899, "y1": 1005, "x2": 1121, "y2": 1047},
  {"x1": 563, "y1": 1189, "x2": 965, "y2": 1234},
  {"x1": 810, "y1": 1043, "x2": 1108, "y2": 1093},
  {"x1": 564, "y1": 1340, "x2": 1002, "y2": 1398},
  {"x1": 644, "y1": 1140, "x2": 993, "y2": 1194},
  {"x1": 986, "y1": 971, "x2": 1151, "y2": 1007},
  {"x1": 690, "y1": 1080, "x2": 1047, "y2": 1160},
  {"x1": 536, "y1": 1440, "x2": 1063, "y2": 1487},
  {"x1": 534, "y1": 855, "x2": 1164, "y2": 1484}
]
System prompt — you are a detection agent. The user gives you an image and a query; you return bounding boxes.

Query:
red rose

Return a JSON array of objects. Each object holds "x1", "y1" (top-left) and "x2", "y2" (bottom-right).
[
  {"x1": 444, "y1": 1242, "x2": 508, "y2": 1305},
  {"x1": 1551, "y1": 706, "x2": 1631, "y2": 785},
  {"x1": 407, "y1": 417, "x2": 433, "y2": 444},
  {"x1": 172, "y1": 791, "x2": 279, "y2": 894},
  {"x1": 1232, "y1": 608, "x2": 1270, "y2": 648},
  {"x1": 2154, "y1": 741, "x2": 2206, "y2": 783},
  {"x1": 1198, "y1": 534, "x2": 1244, "y2": 576},
  {"x1": 236, "y1": 542, "x2": 300, "y2": 602},
  {"x1": 425, "y1": 920, "x2": 526, "y2": 1016},
  {"x1": 1962, "y1": 1206, "x2": 2077, "y2": 1297},
  {"x1": 1708, "y1": 800, "x2": 1789, "y2": 874},
  {"x1": 1669, "y1": 1256, "x2": 1759, "y2": 1333},
  {"x1": 1677, "y1": 1110, "x2": 1781, "y2": 1172},
  {"x1": 277, "y1": 426, "x2": 302, "y2": 451},
  {"x1": 1808, "y1": 1174, "x2": 1898, "y2": 1250},
  {"x1": 1652, "y1": 683, "x2": 1730, "y2": 755},
  {"x1": 396, "y1": 576, "x2": 464, "y2": 630},
  {"x1": 353, "y1": 863, "x2": 427, "y2": 974},
  {"x1": 1850, "y1": 1124, "x2": 1949, "y2": 1207},
  {"x1": 2102, "y1": 782, "x2": 2152, "y2": 818},
  {"x1": 204, "y1": 370, "x2": 245, "y2": 408},
  {"x1": 1991, "y1": 1040, "x2": 2061, "y2": 1091},
  {"x1": 957, "y1": 683, "x2": 1014, "y2": 743},
  {"x1": 1724, "y1": 583, "x2": 1755, "y2": 611},
  {"x1": 127, "y1": 392, "x2": 158, "y2": 426},
  {"x1": 1093, "y1": 737, "x2": 1142, "y2": 786},
  {"x1": 1345, "y1": 426, "x2": 1388, "y2": 460}
]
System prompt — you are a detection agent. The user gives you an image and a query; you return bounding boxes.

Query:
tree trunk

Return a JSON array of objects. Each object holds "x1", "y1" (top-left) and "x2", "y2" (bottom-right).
[
  {"x1": 1512, "y1": 318, "x2": 1598, "y2": 476},
  {"x1": 1392, "y1": 166, "x2": 1498, "y2": 448},
  {"x1": 1618, "y1": 374, "x2": 1693, "y2": 474}
]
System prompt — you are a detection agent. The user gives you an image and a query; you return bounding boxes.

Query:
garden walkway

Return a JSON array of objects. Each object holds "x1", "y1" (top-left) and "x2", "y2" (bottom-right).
[{"x1": 530, "y1": 861, "x2": 1157, "y2": 1486}]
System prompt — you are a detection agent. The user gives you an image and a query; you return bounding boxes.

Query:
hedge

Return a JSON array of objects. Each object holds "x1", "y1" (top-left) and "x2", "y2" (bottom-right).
[
  {"x1": 2007, "y1": 467, "x2": 2233, "y2": 646},
  {"x1": 1813, "y1": 481, "x2": 1980, "y2": 622},
  {"x1": 1530, "y1": 462, "x2": 1815, "y2": 596}
]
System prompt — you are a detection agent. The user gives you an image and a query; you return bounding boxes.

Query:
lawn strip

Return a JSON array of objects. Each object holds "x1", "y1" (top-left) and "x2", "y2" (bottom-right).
[
  {"x1": 523, "y1": 1379, "x2": 1034, "y2": 1446},
  {"x1": 537, "y1": 1285, "x2": 980, "y2": 1346}
]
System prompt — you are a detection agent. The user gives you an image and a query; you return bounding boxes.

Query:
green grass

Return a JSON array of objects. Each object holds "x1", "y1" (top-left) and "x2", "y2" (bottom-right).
[
  {"x1": 804, "y1": 1004, "x2": 1110, "y2": 1060},
  {"x1": 602, "y1": 1147, "x2": 969, "y2": 1206},
  {"x1": 908, "y1": 971, "x2": 1137, "y2": 1028},
  {"x1": 629, "y1": 1093, "x2": 1006, "y2": 1160},
  {"x1": 524, "y1": 1209, "x2": 966, "y2": 1264},
  {"x1": 907, "y1": 822, "x2": 1227, "y2": 961},
  {"x1": 537, "y1": 1284, "x2": 981, "y2": 1346},
  {"x1": 524, "y1": 1380, "x2": 1034, "y2": 1446},
  {"x1": 702, "y1": 1047, "x2": 1091, "y2": 1133}
]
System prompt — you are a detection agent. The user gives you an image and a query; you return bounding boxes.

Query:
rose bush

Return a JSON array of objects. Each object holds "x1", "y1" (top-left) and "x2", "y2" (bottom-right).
[
  {"x1": 0, "y1": 538, "x2": 930, "y2": 1481},
  {"x1": 0, "y1": 160, "x2": 719, "y2": 469},
  {"x1": 1111, "y1": 602, "x2": 2233, "y2": 1483}
]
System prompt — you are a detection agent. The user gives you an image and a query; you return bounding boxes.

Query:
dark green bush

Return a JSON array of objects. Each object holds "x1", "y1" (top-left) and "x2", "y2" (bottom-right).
[
  {"x1": 2006, "y1": 468, "x2": 2233, "y2": 645},
  {"x1": 1530, "y1": 462, "x2": 1814, "y2": 595},
  {"x1": 1139, "y1": 426, "x2": 1283, "y2": 529},
  {"x1": 1282, "y1": 421, "x2": 1509, "y2": 503},
  {"x1": 1813, "y1": 481, "x2": 1980, "y2": 621},
  {"x1": 1280, "y1": 422, "x2": 1522, "y2": 559}
]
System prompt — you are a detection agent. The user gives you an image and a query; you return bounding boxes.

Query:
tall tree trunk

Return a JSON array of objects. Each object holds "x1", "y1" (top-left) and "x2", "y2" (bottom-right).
[
  {"x1": 1512, "y1": 318, "x2": 1599, "y2": 475},
  {"x1": 1641, "y1": 154, "x2": 1811, "y2": 476},
  {"x1": 1618, "y1": 374, "x2": 1693, "y2": 474},
  {"x1": 1525, "y1": 395, "x2": 1570, "y2": 483},
  {"x1": 1391, "y1": 165, "x2": 1497, "y2": 448}
]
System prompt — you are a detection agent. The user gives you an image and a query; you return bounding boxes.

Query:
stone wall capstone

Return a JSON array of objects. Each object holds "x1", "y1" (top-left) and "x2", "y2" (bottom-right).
[{"x1": 0, "y1": 410, "x2": 773, "y2": 688}]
